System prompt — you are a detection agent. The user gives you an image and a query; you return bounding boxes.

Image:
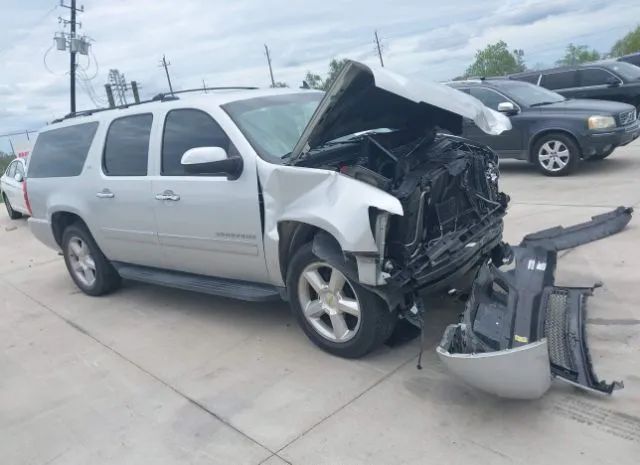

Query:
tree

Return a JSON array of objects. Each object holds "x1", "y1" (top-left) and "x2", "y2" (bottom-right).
[
  {"x1": 464, "y1": 41, "x2": 526, "y2": 78},
  {"x1": 611, "y1": 25, "x2": 640, "y2": 57},
  {"x1": 556, "y1": 43, "x2": 600, "y2": 66},
  {"x1": 303, "y1": 58, "x2": 349, "y2": 91}
]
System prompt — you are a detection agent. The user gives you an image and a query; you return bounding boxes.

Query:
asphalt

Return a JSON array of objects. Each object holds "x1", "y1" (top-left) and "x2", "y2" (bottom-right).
[{"x1": 2, "y1": 141, "x2": 640, "y2": 464}]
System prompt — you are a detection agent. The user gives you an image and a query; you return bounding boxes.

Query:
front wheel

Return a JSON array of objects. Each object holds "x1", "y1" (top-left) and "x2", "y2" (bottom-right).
[
  {"x1": 533, "y1": 133, "x2": 579, "y2": 176},
  {"x1": 3, "y1": 194, "x2": 22, "y2": 219},
  {"x1": 287, "y1": 243, "x2": 396, "y2": 358}
]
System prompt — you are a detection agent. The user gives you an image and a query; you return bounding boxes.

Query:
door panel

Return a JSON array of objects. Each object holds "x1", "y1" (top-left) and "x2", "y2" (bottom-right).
[
  {"x1": 462, "y1": 87, "x2": 525, "y2": 158},
  {"x1": 152, "y1": 108, "x2": 268, "y2": 282},
  {"x1": 88, "y1": 113, "x2": 164, "y2": 268}
]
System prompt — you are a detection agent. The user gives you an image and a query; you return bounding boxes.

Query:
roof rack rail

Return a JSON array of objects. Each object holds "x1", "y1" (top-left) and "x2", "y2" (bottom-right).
[
  {"x1": 51, "y1": 86, "x2": 259, "y2": 123},
  {"x1": 151, "y1": 86, "x2": 259, "y2": 101}
]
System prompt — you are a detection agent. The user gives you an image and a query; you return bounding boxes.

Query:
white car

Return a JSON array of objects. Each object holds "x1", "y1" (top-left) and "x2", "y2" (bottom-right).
[{"x1": 1, "y1": 157, "x2": 29, "y2": 219}]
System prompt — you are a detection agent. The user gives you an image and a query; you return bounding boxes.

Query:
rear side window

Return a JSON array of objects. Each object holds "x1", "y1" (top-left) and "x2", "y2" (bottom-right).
[
  {"x1": 579, "y1": 68, "x2": 615, "y2": 86},
  {"x1": 541, "y1": 71, "x2": 578, "y2": 90},
  {"x1": 103, "y1": 114, "x2": 153, "y2": 176},
  {"x1": 512, "y1": 74, "x2": 539, "y2": 85},
  {"x1": 161, "y1": 109, "x2": 232, "y2": 176},
  {"x1": 28, "y1": 122, "x2": 98, "y2": 178}
]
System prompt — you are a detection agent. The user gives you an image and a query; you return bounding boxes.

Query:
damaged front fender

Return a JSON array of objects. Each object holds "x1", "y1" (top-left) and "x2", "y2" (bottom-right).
[{"x1": 437, "y1": 207, "x2": 632, "y2": 399}]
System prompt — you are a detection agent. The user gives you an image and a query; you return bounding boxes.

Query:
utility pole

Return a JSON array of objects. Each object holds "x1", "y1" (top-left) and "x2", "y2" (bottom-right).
[
  {"x1": 58, "y1": 0, "x2": 86, "y2": 113},
  {"x1": 159, "y1": 55, "x2": 174, "y2": 95},
  {"x1": 264, "y1": 44, "x2": 275, "y2": 87},
  {"x1": 374, "y1": 30, "x2": 384, "y2": 67}
]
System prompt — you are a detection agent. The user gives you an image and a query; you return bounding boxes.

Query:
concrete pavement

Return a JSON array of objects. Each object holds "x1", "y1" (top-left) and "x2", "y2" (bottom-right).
[{"x1": 1, "y1": 141, "x2": 639, "y2": 464}]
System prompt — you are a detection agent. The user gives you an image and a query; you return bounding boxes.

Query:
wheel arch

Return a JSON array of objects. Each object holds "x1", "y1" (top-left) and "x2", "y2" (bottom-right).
[
  {"x1": 528, "y1": 128, "x2": 581, "y2": 162},
  {"x1": 51, "y1": 211, "x2": 90, "y2": 247},
  {"x1": 278, "y1": 220, "x2": 333, "y2": 283}
]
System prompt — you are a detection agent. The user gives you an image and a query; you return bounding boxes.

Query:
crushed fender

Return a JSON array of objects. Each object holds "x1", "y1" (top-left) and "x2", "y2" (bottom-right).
[{"x1": 437, "y1": 206, "x2": 632, "y2": 399}]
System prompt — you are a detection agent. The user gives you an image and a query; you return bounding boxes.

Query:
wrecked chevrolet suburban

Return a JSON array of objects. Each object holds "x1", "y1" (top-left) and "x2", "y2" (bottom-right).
[{"x1": 26, "y1": 61, "x2": 631, "y2": 399}]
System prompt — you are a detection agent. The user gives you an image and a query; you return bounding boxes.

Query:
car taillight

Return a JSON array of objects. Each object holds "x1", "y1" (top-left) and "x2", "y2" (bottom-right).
[{"x1": 22, "y1": 179, "x2": 32, "y2": 215}]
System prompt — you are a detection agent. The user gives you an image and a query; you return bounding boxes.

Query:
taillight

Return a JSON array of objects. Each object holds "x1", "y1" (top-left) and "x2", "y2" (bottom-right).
[{"x1": 22, "y1": 179, "x2": 32, "y2": 216}]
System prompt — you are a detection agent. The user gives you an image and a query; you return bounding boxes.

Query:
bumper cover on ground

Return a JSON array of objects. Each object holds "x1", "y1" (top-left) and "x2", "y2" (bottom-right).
[{"x1": 437, "y1": 206, "x2": 632, "y2": 399}]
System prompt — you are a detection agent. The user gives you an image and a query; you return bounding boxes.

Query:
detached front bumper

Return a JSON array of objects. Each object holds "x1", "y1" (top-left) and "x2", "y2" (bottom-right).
[
  {"x1": 582, "y1": 120, "x2": 640, "y2": 158},
  {"x1": 437, "y1": 207, "x2": 632, "y2": 399}
]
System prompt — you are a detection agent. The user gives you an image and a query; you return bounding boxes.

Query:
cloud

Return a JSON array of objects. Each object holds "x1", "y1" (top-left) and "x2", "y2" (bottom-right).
[{"x1": 1, "y1": 0, "x2": 639, "y2": 143}]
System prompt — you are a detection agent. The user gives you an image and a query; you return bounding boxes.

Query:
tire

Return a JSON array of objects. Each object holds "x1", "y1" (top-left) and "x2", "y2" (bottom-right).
[
  {"x1": 532, "y1": 133, "x2": 579, "y2": 176},
  {"x1": 586, "y1": 147, "x2": 615, "y2": 161},
  {"x1": 287, "y1": 243, "x2": 396, "y2": 358},
  {"x1": 62, "y1": 222, "x2": 121, "y2": 296},
  {"x1": 3, "y1": 193, "x2": 22, "y2": 219}
]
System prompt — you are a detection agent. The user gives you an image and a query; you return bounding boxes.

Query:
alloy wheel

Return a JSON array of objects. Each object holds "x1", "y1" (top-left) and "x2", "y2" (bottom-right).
[
  {"x1": 538, "y1": 140, "x2": 570, "y2": 172},
  {"x1": 297, "y1": 262, "x2": 361, "y2": 343},
  {"x1": 67, "y1": 236, "x2": 97, "y2": 287}
]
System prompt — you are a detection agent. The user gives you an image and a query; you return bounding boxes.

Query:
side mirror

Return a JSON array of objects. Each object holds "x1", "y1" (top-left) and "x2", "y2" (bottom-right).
[
  {"x1": 497, "y1": 101, "x2": 517, "y2": 114},
  {"x1": 181, "y1": 147, "x2": 243, "y2": 179},
  {"x1": 606, "y1": 77, "x2": 621, "y2": 87},
  {"x1": 14, "y1": 172, "x2": 23, "y2": 183}
]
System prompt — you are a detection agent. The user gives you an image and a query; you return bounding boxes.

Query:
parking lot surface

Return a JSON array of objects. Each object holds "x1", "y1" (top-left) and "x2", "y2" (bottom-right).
[{"x1": 2, "y1": 142, "x2": 640, "y2": 465}]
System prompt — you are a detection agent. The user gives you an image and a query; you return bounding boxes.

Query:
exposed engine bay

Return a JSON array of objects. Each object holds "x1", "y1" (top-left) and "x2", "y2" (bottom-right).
[{"x1": 296, "y1": 130, "x2": 508, "y2": 296}]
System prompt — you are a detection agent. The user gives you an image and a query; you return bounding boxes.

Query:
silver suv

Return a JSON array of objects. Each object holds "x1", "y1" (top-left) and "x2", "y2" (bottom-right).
[{"x1": 27, "y1": 62, "x2": 508, "y2": 359}]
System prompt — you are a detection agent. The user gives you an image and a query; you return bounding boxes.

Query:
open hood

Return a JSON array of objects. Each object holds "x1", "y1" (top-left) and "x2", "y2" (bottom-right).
[{"x1": 290, "y1": 60, "x2": 511, "y2": 161}]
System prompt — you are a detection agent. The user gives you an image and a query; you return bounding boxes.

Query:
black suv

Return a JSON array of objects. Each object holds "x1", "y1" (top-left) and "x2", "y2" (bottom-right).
[
  {"x1": 509, "y1": 61, "x2": 640, "y2": 111},
  {"x1": 448, "y1": 79, "x2": 639, "y2": 176},
  {"x1": 618, "y1": 52, "x2": 640, "y2": 68}
]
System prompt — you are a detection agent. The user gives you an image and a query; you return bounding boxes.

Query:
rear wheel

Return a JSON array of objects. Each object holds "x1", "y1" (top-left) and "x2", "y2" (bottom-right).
[
  {"x1": 3, "y1": 193, "x2": 22, "y2": 219},
  {"x1": 62, "y1": 223, "x2": 121, "y2": 296},
  {"x1": 287, "y1": 243, "x2": 396, "y2": 358},
  {"x1": 533, "y1": 133, "x2": 579, "y2": 176}
]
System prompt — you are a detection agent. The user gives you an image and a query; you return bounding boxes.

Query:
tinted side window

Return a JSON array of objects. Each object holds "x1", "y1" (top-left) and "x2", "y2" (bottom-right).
[
  {"x1": 469, "y1": 87, "x2": 505, "y2": 111},
  {"x1": 579, "y1": 68, "x2": 615, "y2": 86},
  {"x1": 541, "y1": 71, "x2": 578, "y2": 90},
  {"x1": 162, "y1": 109, "x2": 232, "y2": 176},
  {"x1": 28, "y1": 122, "x2": 98, "y2": 178},
  {"x1": 513, "y1": 74, "x2": 539, "y2": 84},
  {"x1": 103, "y1": 114, "x2": 153, "y2": 176}
]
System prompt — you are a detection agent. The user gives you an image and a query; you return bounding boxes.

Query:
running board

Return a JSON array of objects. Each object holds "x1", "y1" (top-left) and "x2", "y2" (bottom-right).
[{"x1": 112, "y1": 263, "x2": 283, "y2": 302}]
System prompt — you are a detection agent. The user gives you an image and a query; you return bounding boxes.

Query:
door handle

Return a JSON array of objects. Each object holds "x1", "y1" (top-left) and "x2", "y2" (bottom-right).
[
  {"x1": 96, "y1": 189, "x2": 114, "y2": 199},
  {"x1": 155, "y1": 190, "x2": 180, "y2": 201}
]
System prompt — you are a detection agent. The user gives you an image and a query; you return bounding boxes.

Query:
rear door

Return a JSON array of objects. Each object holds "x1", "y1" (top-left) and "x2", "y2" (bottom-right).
[
  {"x1": 540, "y1": 70, "x2": 580, "y2": 98},
  {"x1": 150, "y1": 107, "x2": 269, "y2": 282},
  {"x1": 88, "y1": 113, "x2": 164, "y2": 268}
]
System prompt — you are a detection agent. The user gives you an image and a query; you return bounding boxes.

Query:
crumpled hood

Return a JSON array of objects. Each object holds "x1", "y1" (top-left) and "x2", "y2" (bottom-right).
[{"x1": 290, "y1": 60, "x2": 511, "y2": 161}]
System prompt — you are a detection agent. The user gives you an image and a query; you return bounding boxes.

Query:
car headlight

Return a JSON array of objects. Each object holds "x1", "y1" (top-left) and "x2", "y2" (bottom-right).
[{"x1": 588, "y1": 115, "x2": 616, "y2": 130}]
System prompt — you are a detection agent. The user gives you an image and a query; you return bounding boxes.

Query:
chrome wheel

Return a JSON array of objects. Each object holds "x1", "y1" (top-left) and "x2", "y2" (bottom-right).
[
  {"x1": 67, "y1": 236, "x2": 96, "y2": 287},
  {"x1": 297, "y1": 262, "x2": 361, "y2": 343},
  {"x1": 538, "y1": 140, "x2": 570, "y2": 172}
]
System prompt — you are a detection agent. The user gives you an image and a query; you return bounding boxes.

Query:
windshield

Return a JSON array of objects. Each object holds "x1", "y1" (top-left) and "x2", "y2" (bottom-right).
[
  {"x1": 497, "y1": 81, "x2": 565, "y2": 107},
  {"x1": 604, "y1": 61, "x2": 640, "y2": 81},
  {"x1": 223, "y1": 92, "x2": 322, "y2": 161}
]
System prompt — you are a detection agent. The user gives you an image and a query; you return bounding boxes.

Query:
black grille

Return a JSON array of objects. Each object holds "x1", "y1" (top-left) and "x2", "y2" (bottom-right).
[
  {"x1": 619, "y1": 109, "x2": 637, "y2": 126},
  {"x1": 544, "y1": 289, "x2": 576, "y2": 372}
]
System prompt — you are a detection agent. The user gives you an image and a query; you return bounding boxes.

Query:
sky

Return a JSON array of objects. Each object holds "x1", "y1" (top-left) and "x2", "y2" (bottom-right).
[{"x1": 1, "y1": 0, "x2": 639, "y2": 153}]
